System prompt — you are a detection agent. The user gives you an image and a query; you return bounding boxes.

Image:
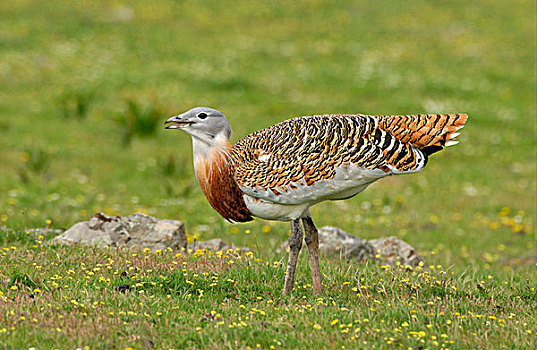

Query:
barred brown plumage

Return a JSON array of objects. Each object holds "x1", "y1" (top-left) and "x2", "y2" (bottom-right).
[{"x1": 165, "y1": 107, "x2": 468, "y2": 295}]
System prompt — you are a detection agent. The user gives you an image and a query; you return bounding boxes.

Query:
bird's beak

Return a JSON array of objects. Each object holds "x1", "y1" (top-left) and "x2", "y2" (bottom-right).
[{"x1": 164, "y1": 114, "x2": 193, "y2": 130}]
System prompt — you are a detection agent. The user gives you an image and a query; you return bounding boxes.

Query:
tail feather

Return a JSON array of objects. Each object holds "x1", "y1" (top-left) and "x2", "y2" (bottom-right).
[
  {"x1": 421, "y1": 145, "x2": 444, "y2": 156},
  {"x1": 376, "y1": 113, "x2": 468, "y2": 150}
]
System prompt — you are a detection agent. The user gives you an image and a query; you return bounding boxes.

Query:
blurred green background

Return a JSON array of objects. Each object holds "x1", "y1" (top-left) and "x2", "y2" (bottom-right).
[{"x1": 0, "y1": 0, "x2": 535, "y2": 269}]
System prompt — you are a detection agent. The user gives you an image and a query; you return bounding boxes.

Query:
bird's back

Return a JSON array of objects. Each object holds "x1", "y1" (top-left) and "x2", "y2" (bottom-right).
[{"x1": 231, "y1": 113, "x2": 467, "y2": 205}]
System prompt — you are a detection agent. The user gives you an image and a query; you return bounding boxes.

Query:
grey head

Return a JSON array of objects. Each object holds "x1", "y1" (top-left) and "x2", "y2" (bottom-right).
[{"x1": 164, "y1": 107, "x2": 233, "y2": 144}]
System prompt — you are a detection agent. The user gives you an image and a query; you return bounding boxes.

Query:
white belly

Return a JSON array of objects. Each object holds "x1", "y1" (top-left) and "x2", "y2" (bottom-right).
[{"x1": 243, "y1": 195, "x2": 312, "y2": 221}]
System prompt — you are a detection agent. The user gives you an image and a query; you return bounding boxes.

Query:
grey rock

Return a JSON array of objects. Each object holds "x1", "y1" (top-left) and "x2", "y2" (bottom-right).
[
  {"x1": 368, "y1": 236, "x2": 424, "y2": 267},
  {"x1": 54, "y1": 221, "x2": 113, "y2": 246},
  {"x1": 316, "y1": 226, "x2": 374, "y2": 261},
  {"x1": 50, "y1": 212, "x2": 187, "y2": 251},
  {"x1": 278, "y1": 226, "x2": 424, "y2": 267}
]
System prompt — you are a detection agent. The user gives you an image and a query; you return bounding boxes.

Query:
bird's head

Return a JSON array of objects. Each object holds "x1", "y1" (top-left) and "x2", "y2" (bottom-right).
[{"x1": 164, "y1": 107, "x2": 232, "y2": 145}]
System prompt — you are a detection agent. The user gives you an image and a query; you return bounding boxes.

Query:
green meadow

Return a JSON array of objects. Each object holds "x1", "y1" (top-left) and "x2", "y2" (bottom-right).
[{"x1": 0, "y1": 0, "x2": 535, "y2": 349}]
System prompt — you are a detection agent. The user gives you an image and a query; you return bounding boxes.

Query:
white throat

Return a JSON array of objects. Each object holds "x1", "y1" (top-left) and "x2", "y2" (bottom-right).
[{"x1": 191, "y1": 131, "x2": 230, "y2": 162}]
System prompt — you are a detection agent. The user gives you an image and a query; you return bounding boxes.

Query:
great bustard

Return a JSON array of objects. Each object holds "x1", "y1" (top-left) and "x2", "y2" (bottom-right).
[{"x1": 165, "y1": 107, "x2": 467, "y2": 295}]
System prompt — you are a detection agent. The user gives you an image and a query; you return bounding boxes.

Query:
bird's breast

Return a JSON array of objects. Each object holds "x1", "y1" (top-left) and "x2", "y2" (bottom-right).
[{"x1": 193, "y1": 149, "x2": 253, "y2": 222}]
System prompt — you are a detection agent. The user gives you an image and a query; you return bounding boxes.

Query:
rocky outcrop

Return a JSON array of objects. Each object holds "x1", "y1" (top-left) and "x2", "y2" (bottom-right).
[
  {"x1": 50, "y1": 212, "x2": 187, "y2": 251},
  {"x1": 47, "y1": 215, "x2": 423, "y2": 266},
  {"x1": 278, "y1": 226, "x2": 424, "y2": 267}
]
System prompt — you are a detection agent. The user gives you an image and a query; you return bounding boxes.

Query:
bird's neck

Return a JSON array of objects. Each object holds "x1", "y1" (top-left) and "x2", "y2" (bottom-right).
[
  {"x1": 192, "y1": 137, "x2": 252, "y2": 222},
  {"x1": 192, "y1": 137, "x2": 232, "y2": 185}
]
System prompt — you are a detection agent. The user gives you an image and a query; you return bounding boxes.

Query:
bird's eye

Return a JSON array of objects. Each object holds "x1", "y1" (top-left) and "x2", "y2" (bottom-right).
[{"x1": 197, "y1": 112, "x2": 208, "y2": 119}]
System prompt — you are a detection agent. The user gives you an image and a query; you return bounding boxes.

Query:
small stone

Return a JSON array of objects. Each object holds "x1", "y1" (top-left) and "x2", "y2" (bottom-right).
[
  {"x1": 116, "y1": 284, "x2": 131, "y2": 293},
  {"x1": 142, "y1": 339, "x2": 155, "y2": 349}
]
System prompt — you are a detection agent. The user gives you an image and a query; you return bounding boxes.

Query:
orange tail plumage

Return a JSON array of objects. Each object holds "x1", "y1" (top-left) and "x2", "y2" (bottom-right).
[{"x1": 377, "y1": 113, "x2": 468, "y2": 154}]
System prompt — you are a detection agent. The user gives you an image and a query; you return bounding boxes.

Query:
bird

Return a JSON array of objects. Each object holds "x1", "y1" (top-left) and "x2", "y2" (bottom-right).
[{"x1": 164, "y1": 107, "x2": 468, "y2": 295}]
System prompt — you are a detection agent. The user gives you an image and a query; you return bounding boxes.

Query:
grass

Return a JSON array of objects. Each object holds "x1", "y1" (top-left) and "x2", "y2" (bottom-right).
[
  {"x1": 0, "y1": 236, "x2": 534, "y2": 349},
  {"x1": 0, "y1": 0, "x2": 535, "y2": 348}
]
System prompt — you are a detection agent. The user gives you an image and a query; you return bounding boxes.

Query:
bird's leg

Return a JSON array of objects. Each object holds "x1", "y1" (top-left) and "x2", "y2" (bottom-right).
[
  {"x1": 302, "y1": 216, "x2": 322, "y2": 295},
  {"x1": 283, "y1": 219, "x2": 303, "y2": 295}
]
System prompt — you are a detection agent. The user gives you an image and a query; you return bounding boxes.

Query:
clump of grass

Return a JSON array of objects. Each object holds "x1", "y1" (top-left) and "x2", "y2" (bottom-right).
[
  {"x1": 157, "y1": 154, "x2": 180, "y2": 177},
  {"x1": 58, "y1": 87, "x2": 96, "y2": 120},
  {"x1": 17, "y1": 148, "x2": 50, "y2": 183},
  {"x1": 8, "y1": 271, "x2": 37, "y2": 290},
  {"x1": 157, "y1": 154, "x2": 191, "y2": 178},
  {"x1": 0, "y1": 120, "x2": 9, "y2": 131},
  {"x1": 156, "y1": 154, "x2": 194, "y2": 197},
  {"x1": 115, "y1": 97, "x2": 169, "y2": 147},
  {"x1": 22, "y1": 149, "x2": 49, "y2": 174}
]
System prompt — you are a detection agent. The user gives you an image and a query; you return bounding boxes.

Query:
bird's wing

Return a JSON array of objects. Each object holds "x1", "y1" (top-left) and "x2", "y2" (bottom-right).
[{"x1": 231, "y1": 113, "x2": 467, "y2": 205}]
